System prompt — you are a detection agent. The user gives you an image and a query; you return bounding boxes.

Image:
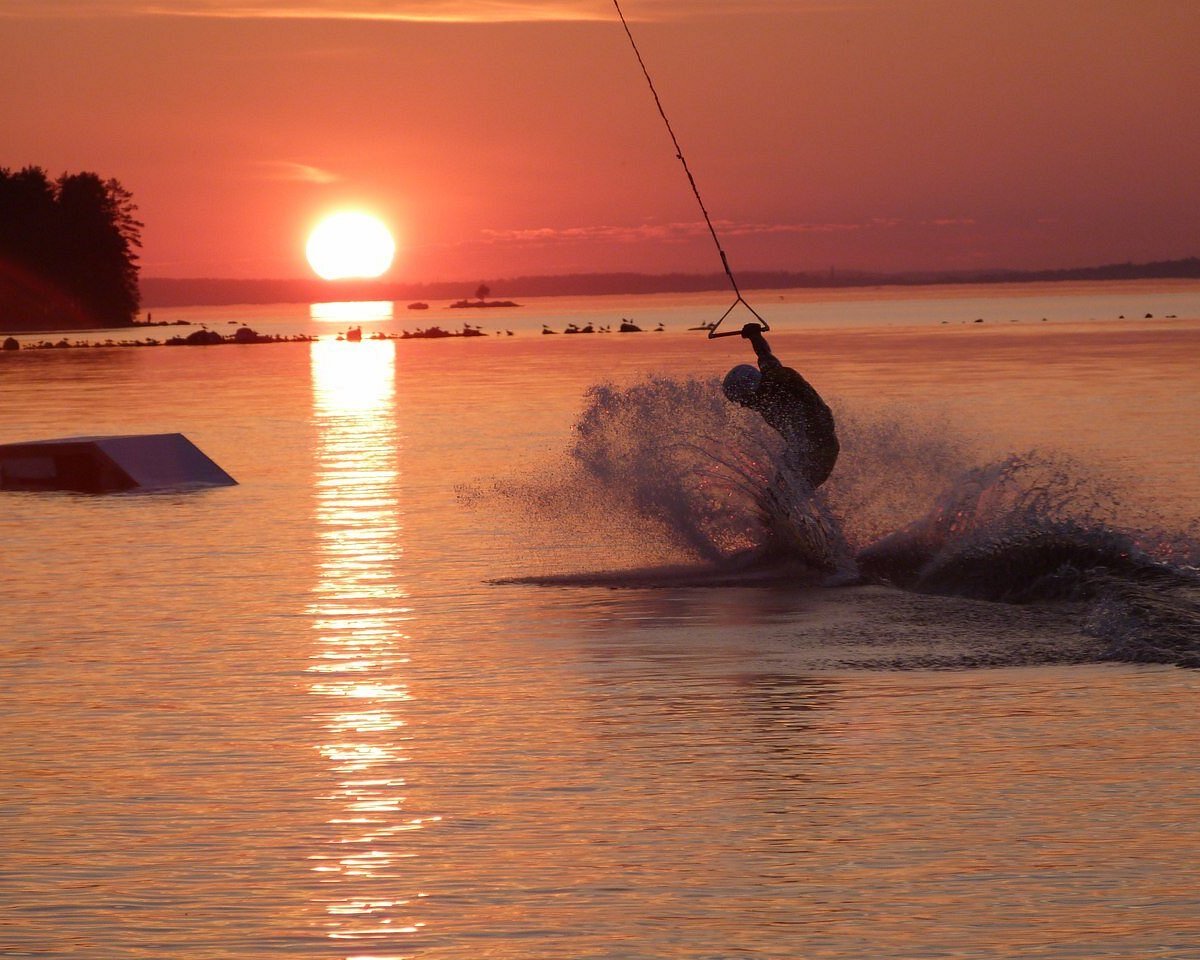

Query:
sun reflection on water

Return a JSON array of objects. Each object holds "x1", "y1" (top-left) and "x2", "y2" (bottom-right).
[
  {"x1": 310, "y1": 300, "x2": 395, "y2": 325},
  {"x1": 307, "y1": 338, "x2": 430, "y2": 953}
]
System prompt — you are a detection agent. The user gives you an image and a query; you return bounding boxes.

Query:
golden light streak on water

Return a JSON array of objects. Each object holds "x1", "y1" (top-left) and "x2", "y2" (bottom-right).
[
  {"x1": 310, "y1": 300, "x2": 396, "y2": 325},
  {"x1": 307, "y1": 337, "x2": 427, "y2": 952}
]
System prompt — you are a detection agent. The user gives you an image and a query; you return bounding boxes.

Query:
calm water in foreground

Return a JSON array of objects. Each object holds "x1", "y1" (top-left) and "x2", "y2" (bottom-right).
[{"x1": 2, "y1": 282, "x2": 1199, "y2": 958}]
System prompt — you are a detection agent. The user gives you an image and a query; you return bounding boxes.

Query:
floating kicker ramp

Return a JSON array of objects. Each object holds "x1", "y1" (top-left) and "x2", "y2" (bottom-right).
[{"x1": 0, "y1": 433, "x2": 237, "y2": 493}]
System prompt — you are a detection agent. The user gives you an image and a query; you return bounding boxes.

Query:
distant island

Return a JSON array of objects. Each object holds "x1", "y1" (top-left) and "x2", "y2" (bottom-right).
[
  {"x1": 450, "y1": 298, "x2": 519, "y2": 308},
  {"x1": 137, "y1": 257, "x2": 1200, "y2": 310},
  {"x1": 449, "y1": 283, "x2": 519, "y2": 309}
]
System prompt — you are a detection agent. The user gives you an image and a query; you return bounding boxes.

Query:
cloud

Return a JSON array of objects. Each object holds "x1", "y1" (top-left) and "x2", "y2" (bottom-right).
[
  {"x1": 251, "y1": 161, "x2": 342, "y2": 184},
  {"x1": 480, "y1": 218, "x2": 891, "y2": 246},
  {"x1": 477, "y1": 215, "x2": 982, "y2": 247},
  {"x1": 0, "y1": 1, "x2": 610, "y2": 22},
  {"x1": 0, "y1": 1, "x2": 870, "y2": 23}
]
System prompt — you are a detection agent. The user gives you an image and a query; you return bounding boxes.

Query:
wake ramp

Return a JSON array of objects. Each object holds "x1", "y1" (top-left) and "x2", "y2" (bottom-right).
[{"x1": 0, "y1": 433, "x2": 236, "y2": 493}]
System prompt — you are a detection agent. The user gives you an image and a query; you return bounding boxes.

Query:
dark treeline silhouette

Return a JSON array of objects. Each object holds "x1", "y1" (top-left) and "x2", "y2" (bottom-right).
[
  {"x1": 141, "y1": 257, "x2": 1200, "y2": 309},
  {"x1": 1, "y1": 166, "x2": 142, "y2": 331}
]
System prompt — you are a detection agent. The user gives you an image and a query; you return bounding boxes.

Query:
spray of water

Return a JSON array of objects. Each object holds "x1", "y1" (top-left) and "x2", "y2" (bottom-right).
[
  {"x1": 468, "y1": 375, "x2": 1199, "y2": 663},
  {"x1": 470, "y1": 375, "x2": 981, "y2": 572}
]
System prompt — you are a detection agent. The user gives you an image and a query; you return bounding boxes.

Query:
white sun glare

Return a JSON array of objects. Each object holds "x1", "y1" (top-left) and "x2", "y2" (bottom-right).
[{"x1": 306, "y1": 212, "x2": 396, "y2": 280}]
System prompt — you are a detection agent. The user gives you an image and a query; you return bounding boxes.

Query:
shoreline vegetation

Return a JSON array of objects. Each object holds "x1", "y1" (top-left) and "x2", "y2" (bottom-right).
[
  {"x1": 1, "y1": 166, "x2": 142, "y2": 332},
  {"x1": 133, "y1": 257, "x2": 1200, "y2": 312}
]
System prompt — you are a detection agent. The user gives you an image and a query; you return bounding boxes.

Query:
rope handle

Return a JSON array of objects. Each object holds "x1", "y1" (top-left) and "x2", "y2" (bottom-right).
[{"x1": 707, "y1": 296, "x2": 769, "y2": 338}]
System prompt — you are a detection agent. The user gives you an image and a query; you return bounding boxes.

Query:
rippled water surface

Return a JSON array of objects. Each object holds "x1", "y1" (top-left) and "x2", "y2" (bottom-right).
[{"x1": 3, "y1": 285, "x2": 1199, "y2": 958}]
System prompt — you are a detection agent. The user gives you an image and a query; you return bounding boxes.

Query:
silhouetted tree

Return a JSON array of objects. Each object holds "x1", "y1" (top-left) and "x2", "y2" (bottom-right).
[
  {"x1": 475, "y1": 283, "x2": 490, "y2": 301},
  {"x1": 0, "y1": 166, "x2": 142, "y2": 331},
  {"x1": 57, "y1": 172, "x2": 142, "y2": 325}
]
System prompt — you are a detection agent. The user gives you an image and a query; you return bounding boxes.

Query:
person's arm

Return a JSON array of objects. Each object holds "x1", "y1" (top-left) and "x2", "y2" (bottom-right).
[{"x1": 740, "y1": 323, "x2": 782, "y2": 372}]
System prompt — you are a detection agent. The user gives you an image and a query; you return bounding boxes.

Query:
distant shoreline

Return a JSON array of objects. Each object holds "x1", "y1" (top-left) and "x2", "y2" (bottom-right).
[
  {"x1": 3, "y1": 260, "x2": 1198, "y2": 334},
  {"x1": 137, "y1": 258, "x2": 1200, "y2": 311}
]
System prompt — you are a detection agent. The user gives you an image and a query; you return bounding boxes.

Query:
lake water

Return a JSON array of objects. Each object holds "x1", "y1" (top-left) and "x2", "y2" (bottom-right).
[{"x1": 2, "y1": 281, "x2": 1199, "y2": 958}]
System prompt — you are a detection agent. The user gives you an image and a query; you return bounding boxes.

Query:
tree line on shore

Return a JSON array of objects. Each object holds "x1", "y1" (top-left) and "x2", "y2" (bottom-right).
[{"x1": 0, "y1": 166, "x2": 142, "y2": 332}]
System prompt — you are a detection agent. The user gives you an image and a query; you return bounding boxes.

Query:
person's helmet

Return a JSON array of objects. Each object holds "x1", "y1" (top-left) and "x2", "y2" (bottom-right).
[{"x1": 722, "y1": 364, "x2": 761, "y2": 406}]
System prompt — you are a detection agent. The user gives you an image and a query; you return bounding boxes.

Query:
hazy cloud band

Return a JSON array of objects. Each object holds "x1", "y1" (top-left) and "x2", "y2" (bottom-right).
[
  {"x1": 480, "y1": 217, "x2": 976, "y2": 245},
  {"x1": 0, "y1": 1, "x2": 868, "y2": 22}
]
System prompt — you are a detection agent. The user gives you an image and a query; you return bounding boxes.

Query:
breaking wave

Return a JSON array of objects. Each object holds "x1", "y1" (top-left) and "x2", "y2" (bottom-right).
[{"x1": 469, "y1": 375, "x2": 1200, "y2": 668}]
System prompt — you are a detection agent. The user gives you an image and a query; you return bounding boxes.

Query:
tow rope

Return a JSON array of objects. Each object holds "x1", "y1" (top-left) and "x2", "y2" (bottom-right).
[{"x1": 612, "y1": 0, "x2": 768, "y2": 337}]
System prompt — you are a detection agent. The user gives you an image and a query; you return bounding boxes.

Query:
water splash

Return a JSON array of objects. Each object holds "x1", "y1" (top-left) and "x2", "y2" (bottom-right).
[
  {"x1": 470, "y1": 375, "x2": 1200, "y2": 666},
  {"x1": 462, "y1": 376, "x2": 801, "y2": 570},
  {"x1": 561, "y1": 376, "x2": 992, "y2": 575},
  {"x1": 568, "y1": 376, "x2": 809, "y2": 562},
  {"x1": 859, "y1": 454, "x2": 1175, "y2": 590}
]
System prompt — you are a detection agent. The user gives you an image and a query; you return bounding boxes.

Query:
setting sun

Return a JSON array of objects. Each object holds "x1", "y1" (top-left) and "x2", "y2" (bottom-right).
[{"x1": 306, "y1": 212, "x2": 396, "y2": 281}]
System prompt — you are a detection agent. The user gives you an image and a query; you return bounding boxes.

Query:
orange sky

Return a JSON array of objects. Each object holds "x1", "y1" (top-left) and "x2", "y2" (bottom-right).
[{"x1": 2, "y1": 1, "x2": 1197, "y2": 282}]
